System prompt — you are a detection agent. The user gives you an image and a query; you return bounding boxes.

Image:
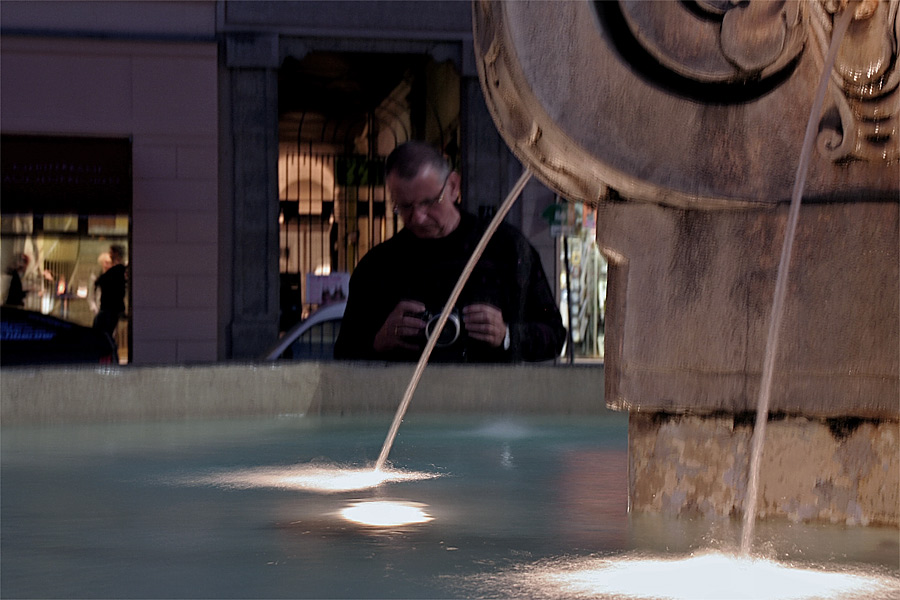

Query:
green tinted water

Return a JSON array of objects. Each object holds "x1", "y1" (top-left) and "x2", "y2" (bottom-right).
[{"x1": 2, "y1": 414, "x2": 896, "y2": 599}]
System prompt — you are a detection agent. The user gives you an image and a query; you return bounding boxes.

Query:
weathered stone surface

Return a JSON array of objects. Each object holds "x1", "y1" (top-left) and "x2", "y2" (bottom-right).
[
  {"x1": 599, "y1": 200, "x2": 899, "y2": 418},
  {"x1": 629, "y1": 413, "x2": 899, "y2": 526},
  {"x1": 473, "y1": 0, "x2": 899, "y2": 207},
  {"x1": 0, "y1": 362, "x2": 605, "y2": 425},
  {"x1": 474, "y1": 0, "x2": 900, "y2": 418},
  {"x1": 473, "y1": 0, "x2": 900, "y2": 528}
]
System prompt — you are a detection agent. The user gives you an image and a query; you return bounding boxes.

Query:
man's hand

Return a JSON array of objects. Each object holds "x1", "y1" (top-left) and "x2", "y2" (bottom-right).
[
  {"x1": 373, "y1": 300, "x2": 428, "y2": 352},
  {"x1": 462, "y1": 303, "x2": 507, "y2": 348}
]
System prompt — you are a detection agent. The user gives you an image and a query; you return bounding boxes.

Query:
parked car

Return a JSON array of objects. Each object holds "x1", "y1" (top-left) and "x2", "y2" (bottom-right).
[
  {"x1": 0, "y1": 307, "x2": 118, "y2": 366},
  {"x1": 263, "y1": 301, "x2": 345, "y2": 360}
]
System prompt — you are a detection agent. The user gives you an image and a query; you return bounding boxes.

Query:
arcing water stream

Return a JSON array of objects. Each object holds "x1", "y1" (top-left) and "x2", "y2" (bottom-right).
[
  {"x1": 374, "y1": 3, "x2": 860, "y2": 559},
  {"x1": 373, "y1": 168, "x2": 533, "y2": 472},
  {"x1": 740, "y1": 3, "x2": 858, "y2": 555},
  {"x1": 360, "y1": 6, "x2": 895, "y2": 599}
]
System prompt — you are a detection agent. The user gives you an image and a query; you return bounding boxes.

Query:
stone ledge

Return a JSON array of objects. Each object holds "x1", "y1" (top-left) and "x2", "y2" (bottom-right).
[{"x1": 0, "y1": 361, "x2": 605, "y2": 425}]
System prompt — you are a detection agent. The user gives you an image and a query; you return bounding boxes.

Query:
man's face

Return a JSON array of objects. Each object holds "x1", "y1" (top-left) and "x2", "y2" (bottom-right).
[{"x1": 387, "y1": 165, "x2": 460, "y2": 239}]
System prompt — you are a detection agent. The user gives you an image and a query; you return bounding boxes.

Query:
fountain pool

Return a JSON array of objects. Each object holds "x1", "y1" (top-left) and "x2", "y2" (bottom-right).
[{"x1": 2, "y1": 413, "x2": 897, "y2": 599}]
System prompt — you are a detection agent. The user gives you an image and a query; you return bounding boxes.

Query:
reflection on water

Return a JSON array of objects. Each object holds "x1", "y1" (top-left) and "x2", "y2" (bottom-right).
[
  {"x1": 339, "y1": 500, "x2": 433, "y2": 526},
  {"x1": 465, "y1": 552, "x2": 900, "y2": 600},
  {"x1": 181, "y1": 464, "x2": 441, "y2": 493},
  {"x1": 1, "y1": 414, "x2": 896, "y2": 599}
]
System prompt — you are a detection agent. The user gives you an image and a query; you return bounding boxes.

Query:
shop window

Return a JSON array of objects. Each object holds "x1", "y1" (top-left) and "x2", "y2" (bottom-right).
[
  {"x1": 1, "y1": 135, "x2": 132, "y2": 363},
  {"x1": 547, "y1": 201, "x2": 607, "y2": 362}
]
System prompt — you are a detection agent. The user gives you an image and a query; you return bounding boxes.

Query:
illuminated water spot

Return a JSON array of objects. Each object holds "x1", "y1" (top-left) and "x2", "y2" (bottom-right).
[
  {"x1": 339, "y1": 500, "x2": 433, "y2": 527},
  {"x1": 467, "y1": 552, "x2": 900, "y2": 600},
  {"x1": 183, "y1": 464, "x2": 441, "y2": 493}
]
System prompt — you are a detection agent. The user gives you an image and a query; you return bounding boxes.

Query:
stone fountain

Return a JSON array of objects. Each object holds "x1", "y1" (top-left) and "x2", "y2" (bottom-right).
[{"x1": 473, "y1": 0, "x2": 898, "y2": 526}]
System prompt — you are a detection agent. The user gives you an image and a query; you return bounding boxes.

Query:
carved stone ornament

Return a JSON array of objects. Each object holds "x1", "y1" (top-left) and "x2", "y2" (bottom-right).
[
  {"x1": 816, "y1": 0, "x2": 900, "y2": 162},
  {"x1": 473, "y1": 0, "x2": 899, "y2": 207},
  {"x1": 617, "y1": 1, "x2": 806, "y2": 83}
]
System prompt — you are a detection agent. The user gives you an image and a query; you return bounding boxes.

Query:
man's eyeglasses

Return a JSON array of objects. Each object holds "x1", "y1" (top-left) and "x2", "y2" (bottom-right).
[{"x1": 392, "y1": 173, "x2": 451, "y2": 216}]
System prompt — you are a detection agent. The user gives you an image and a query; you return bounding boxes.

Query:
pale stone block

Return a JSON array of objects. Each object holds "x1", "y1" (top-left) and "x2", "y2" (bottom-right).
[
  {"x1": 133, "y1": 144, "x2": 177, "y2": 180},
  {"x1": 176, "y1": 275, "x2": 217, "y2": 308},
  {"x1": 176, "y1": 340, "x2": 218, "y2": 363},
  {"x1": 176, "y1": 211, "x2": 218, "y2": 244},
  {"x1": 0, "y1": 50, "x2": 132, "y2": 130},
  {"x1": 176, "y1": 145, "x2": 218, "y2": 181},
  {"x1": 0, "y1": 2, "x2": 215, "y2": 37},
  {"x1": 131, "y1": 211, "x2": 177, "y2": 243},
  {"x1": 132, "y1": 275, "x2": 177, "y2": 308},
  {"x1": 0, "y1": 363, "x2": 319, "y2": 423},
  {"x1": 132, "y1": 339, "x2": 177, "y2": 364},
  {"x1": 134, "y1": 308, "x2": 216, "y2": 340},
  {"x1": 135, "y1": 243, "x2": 217, "y2": 276},
  {"x1": 628, "y1": 413, "x2": 900, "y2": 527},
  {"x1": 133, "y1": 179, "x2": 217, "y2": 212},
  {"x1": 0, "y1": 363, "x2": 605, "y2": 425},
  {"x1": 132, "y1": 54, "x2": 217, "y2": 136}
]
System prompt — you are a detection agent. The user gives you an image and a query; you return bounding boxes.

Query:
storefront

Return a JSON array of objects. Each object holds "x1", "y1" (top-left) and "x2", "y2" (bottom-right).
[
  {"x1": 546, "y1": 201, "x2": 607, "y2": 361},
  {"x1": 1, "y1": 135, "x2": 132, "y2": 361},
  {"x1": 1, "y1": 29, "x2": 219, "y2": 364}
]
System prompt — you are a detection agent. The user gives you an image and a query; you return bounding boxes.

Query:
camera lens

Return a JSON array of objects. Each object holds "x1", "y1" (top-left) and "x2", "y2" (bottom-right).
[{"x1": 425, "y1": 311, "x2": 461, "y2": 347}]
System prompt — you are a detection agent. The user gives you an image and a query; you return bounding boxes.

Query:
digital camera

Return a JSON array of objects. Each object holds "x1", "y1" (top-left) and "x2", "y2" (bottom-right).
[{"x1": 418, "y1": 309, "x2": 463, "y2": 347}]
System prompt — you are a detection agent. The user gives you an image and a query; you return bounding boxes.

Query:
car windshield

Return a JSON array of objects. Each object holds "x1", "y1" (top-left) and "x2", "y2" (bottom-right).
[
  {"x1": 263, "y1": 301, "x2": 345, "y2": 360},
  {"x1": 279, "y1": 319, "x2": 341, "y2": 360}
]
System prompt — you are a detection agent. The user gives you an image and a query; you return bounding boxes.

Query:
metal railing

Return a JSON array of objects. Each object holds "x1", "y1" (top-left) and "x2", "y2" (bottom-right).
[{"x1": 278, "y1": 147, "x2": 396, "y2": 330}]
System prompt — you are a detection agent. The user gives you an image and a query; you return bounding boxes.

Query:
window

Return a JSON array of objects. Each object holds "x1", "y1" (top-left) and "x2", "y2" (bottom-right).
[{"x1": 1, "y1": 135, "x2": 132, "y2": 363}]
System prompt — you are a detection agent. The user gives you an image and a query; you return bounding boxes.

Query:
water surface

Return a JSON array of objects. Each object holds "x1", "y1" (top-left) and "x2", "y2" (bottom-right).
[{"x1": 2, "y1": 414, "x2": 896, "y2": 599}]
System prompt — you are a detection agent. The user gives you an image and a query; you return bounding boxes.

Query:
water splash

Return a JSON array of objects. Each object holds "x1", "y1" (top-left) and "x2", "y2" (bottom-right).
[{"x1": 740, "y1": 5, "x2": 858, "y2": 555}]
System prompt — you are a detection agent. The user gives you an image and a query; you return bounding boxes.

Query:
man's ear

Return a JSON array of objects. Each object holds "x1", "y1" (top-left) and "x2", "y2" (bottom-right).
[{"x1": 448, "y1": 171, "x2": 462, "y2": 203}]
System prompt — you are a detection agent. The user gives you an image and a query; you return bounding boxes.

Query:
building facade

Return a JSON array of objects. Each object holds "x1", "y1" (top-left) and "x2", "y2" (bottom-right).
[{"x1": 1, "y1": 1, "x2": 583, "y2": 364}]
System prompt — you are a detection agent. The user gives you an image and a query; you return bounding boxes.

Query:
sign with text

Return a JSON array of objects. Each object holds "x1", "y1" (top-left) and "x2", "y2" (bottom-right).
[{"x1": 1, "y1": 135, "x2": 132, "y2": 215}]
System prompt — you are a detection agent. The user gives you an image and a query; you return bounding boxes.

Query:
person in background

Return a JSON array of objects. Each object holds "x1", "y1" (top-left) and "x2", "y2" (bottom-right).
[
  {"x1": 4, "y1": 253, "x2": 30, "y2": 307},
  {"x1": 89, "y1": 251, "x2": 112, "y2": 316},
  {"x1": 93, "y1": 245, "x2": 127, "y2": 340},
  {"x1": 334, "y1": 141, "x2": 565, "y2": 363}
]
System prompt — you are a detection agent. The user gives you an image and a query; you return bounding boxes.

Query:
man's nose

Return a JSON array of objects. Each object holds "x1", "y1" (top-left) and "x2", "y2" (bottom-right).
[{"x1": 410, "y1": 205, "x2": 431, "y2": 224}]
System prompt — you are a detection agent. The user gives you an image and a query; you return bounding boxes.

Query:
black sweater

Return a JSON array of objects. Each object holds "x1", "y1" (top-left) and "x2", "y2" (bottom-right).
[{"x1": 334, "y1": 211, "x2": 565, "y2": 362}]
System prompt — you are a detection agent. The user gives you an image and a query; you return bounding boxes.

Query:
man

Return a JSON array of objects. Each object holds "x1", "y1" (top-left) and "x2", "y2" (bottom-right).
[
  {"x1": 334, "y1": 141, "x2": 565, "y2": 362},
  {"x1": 4, "y1": 253, "x2": 29, "y2": 307},
  {"x1": 93, "y1": 244, "x2": 127, "y2": 340}
]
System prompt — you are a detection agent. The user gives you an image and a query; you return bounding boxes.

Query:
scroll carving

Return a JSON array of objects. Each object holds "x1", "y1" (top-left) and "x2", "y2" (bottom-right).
[
  {"x1": 815, "y1": 0, "x2": 899, "y2": 163},
  {"x1": 616, "y1": 0, "x2": 806, "y2": 84},
  {"x1": 616, "y1": 0, "x2": 898, "y2": 164}
]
